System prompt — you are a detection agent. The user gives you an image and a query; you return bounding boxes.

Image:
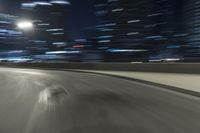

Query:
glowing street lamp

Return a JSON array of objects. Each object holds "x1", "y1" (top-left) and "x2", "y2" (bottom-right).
[{"x1": 17, "y1": 20, "x2": 34, "y2": 30}]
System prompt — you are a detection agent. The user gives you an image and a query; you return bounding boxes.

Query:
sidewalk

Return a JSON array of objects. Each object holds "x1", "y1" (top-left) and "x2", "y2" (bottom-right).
[{"x1": 73, "y1": 70, "x2": 200, "y2": 95}]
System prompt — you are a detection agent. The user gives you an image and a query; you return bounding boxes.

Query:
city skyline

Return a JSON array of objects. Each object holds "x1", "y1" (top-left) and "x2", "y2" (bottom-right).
[{"x1": 0, "y1": 0, "x2": 200, "y2": 62}]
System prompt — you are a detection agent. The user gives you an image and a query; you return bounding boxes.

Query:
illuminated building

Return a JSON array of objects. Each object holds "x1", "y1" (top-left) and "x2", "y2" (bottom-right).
[
  {"x1": 145, "y1": 0, "x2": 184, "y2": 59},
  {"x1": 20, "y1": 0, "x2": 70, "y2": 54},
  {"x1": 0, "y1": 13, "x2": 31, "y2": 61},
  {"x1": 92, "y1": 0, "x2": 184, "y2": 61},
  {"x1": 183, "y1": 0, "x2": 200, "y2": 61},
  {"x1": 93, "y1": 0, "x2": 153, "y2": 61},
  {"x1": 0, "y1": 13, "x2": 23, "y2": 50}
]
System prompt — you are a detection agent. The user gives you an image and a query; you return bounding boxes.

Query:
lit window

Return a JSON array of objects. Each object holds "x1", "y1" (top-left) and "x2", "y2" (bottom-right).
[
  {"x1": 112, "y1": 8, "x2": 124, "y2": 12},
  {"x1": 127, "y1": 20, "x2": 140, "y2": 23}
]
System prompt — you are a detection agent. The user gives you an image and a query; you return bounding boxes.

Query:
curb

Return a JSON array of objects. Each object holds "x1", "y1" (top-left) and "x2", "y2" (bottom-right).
[{"x1": 67, "y1": 69, "x2": 200, "y2": 97}]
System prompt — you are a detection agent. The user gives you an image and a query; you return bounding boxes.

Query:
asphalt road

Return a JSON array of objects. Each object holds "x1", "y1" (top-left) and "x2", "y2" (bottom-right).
[{"x1": 0, "y1": 67, "x2": 200, "y2": 133}]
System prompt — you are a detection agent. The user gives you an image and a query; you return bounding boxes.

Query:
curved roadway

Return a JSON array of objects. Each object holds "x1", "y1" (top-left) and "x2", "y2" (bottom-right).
[{"x1": 0, "y1": 67, "x2": 200, "y2": 133}]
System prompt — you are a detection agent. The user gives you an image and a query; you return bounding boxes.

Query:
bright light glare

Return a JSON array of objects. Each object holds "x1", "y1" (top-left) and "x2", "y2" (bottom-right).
[{"x1": 17, "y1": 21, "x2": 33, "y2": 30}]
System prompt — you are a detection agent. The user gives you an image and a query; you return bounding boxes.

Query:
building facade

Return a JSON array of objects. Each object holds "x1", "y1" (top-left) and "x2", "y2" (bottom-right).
[
  {"x1": 0, "y1": 13, "x2": 23, "y2": 50},
  {"x1": 183, "y1": 0, "x2": 200, "y2": 61},
  {"x1": 92, "y1": 0, "x2": 184, "y2": 62},
  {"x1": 20, "y1": 0, "x2": 70, "y2": 55}
]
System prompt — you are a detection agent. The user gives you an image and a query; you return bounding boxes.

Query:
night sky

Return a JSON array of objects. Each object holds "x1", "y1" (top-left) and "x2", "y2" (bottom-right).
[{"x1": 0, "y1": 0, "x2": 97, "y2": 39}]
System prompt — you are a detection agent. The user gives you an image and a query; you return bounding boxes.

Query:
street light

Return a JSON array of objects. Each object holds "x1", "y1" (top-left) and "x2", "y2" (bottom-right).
[
  {"x1": 16, "y1": 20, "x2": 34, "y2": 47},
  {"x1": 17, "y1": 20, "x2": 34, "y2": 30}
]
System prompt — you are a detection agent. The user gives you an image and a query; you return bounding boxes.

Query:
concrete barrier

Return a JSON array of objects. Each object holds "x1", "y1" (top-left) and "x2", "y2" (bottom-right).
[{"x1": 0, "y1": 62, "x2": 200, "y2": 74}]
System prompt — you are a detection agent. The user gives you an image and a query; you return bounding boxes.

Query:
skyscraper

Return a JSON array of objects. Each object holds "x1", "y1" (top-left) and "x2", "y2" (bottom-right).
[
  {"x1": 20, "y1": 0, "x2": 70, "y2": 54},
  {"x1": 144, "y1": 0, "x2": 184, "y2": 58},
  {"x1": 0, "y1": 13, "x2": 23, "y2": 50},
  {"x1": 183, "y1": 0, "x2": 200, "y2": 61},
  {"x1": 93, "y1": 0, "x2": 152, "y2": 61},
  {"x1": 92, "y1": 0, "x2": 184, "y2": 61}
]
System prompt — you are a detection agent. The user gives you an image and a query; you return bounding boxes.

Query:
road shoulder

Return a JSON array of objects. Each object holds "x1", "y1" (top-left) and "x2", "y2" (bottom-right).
[{"x1": 68, "y1": 69, "x2": 200, "y2": 97}]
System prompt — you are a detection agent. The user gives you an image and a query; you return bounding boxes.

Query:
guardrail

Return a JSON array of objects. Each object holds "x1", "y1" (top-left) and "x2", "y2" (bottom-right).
[{"x1": 0, "y1": 62, "x2": 200, "y2": 74}]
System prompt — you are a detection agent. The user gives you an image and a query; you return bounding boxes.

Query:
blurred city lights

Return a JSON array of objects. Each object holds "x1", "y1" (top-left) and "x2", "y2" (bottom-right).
[
  {"x1": 0, "y1": 0, "x2": 200, "y2": 63},
  {"x1": 50, "y1": 0, "x2": 71, "y2": 5}
]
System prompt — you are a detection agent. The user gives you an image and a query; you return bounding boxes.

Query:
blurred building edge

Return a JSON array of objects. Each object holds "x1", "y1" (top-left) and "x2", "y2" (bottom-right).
[{"x1": 19, "y1": 0, "x2": 71, "y2": 61}]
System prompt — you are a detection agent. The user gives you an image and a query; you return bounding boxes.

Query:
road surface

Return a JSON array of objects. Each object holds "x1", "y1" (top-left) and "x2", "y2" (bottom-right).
[{"x1": 0, "y1": 67, "x2": 199, "y2": 133}]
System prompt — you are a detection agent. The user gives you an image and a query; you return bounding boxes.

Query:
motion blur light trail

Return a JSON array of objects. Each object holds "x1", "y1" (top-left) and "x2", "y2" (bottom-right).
[{"x1": 17, "y1": 21, "x2": 34, "y2": 30}]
